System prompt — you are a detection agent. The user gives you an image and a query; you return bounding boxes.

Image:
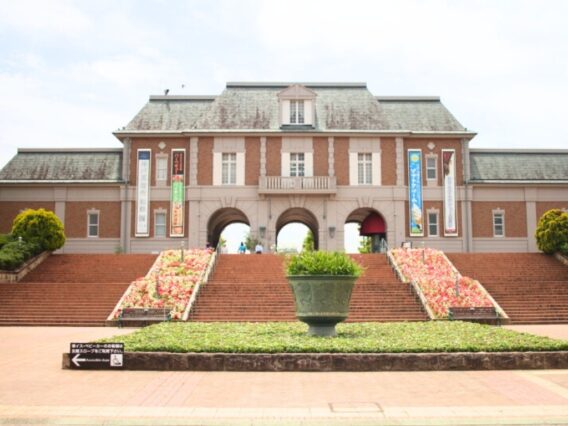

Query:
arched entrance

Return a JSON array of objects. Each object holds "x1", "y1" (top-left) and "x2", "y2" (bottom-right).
[
  {"x1": 207, "y1": 208, "x2": 250, "y2": 249},
  {"x1": 345, "y1": 208, "x2": 387, "y2": 253},
  {"x1": 275, "y1": 208, "x2": 319, "y2": 251}
]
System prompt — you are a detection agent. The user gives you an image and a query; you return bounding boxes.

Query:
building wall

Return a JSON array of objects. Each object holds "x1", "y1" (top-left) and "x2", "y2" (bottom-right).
[
  {"x1": 334, "y1": 137, "x2": 349, "y2": 185},
  {"x1": 65, "y1": 201, "x2": 121, "y2": 238},
  {"x1": 403, "y1": 139, "x2": 463, "y2": 186},
  {"x1": 313, "y1": 137, "x2": 328, "y2": 176},
  {"x1": 129, "y1": 137, "x2": 189, "y2": 186},
  {"x1": 471, "y1": 201, "x2": 527, "y2": 238},
  {"x1": 536, "y1": 202, "x2": 568, "y2": 219},
  {"x1": 245, "y1": 137, "x2": 260, "y2": 185},
  {"x1": 381, "y1": 137, "x2": 397, "y2": 186},
  {"x1": 197, "y1": 137, "x2": 213, "y2": 185},
  {"x1": 265, "y1": 137, "x2": 281, "y2": 176},
  {"x1": 0, "y1": 201, "x2": 56, "y2": 233}
]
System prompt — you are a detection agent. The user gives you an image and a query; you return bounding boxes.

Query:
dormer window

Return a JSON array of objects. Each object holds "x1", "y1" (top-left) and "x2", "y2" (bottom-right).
[
  {"x1": 290, "y1": 100, "x2": 305, "y2": 124},
  {"x1": 278, "y1": 84, "x2": 316, "y2": 127}
]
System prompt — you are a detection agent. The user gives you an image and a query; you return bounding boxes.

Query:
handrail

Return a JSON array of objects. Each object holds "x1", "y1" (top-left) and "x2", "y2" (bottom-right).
[
  {"x1": 440, "y1": 251, "x2": 509, "y2": 321},
  {"x1": 386, "y1": 250, "x2": 435, "y2": 320},
  {"x1": 182, "y1": 245, "x2": 219, "y2": 321},
  {"x1": 106, "y1": 253, "x2": 163, "y2": 322}
]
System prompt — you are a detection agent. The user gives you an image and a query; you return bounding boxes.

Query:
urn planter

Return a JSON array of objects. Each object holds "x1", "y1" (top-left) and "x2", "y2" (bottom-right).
[{"x1": 287, "y1": 275, "x2": 357, "y2": 337}]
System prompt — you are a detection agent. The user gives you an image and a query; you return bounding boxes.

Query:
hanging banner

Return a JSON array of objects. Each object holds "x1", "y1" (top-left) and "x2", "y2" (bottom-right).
[
  {"x1": 135, "y1": 149, "x2": 151, "y2": 237},
  {"x1": 407, "y1": 149, "x2": 424, "y2": 237},
  {"x1": 170, "y1": 149, "x2": 186, "y2": 237},
  {"x1": 442, "y1": 149, "x2": 457, "y2": 236}
]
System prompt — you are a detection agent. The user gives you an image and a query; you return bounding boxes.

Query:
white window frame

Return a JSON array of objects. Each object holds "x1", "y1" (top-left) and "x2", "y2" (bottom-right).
[
  {"x1": 493, "y1": 209, "x2": 505, "y2": 237},
  {"x1": 289, "y1": 100, "x2": 305, "y2": 124},
  {"x1": 427, "y1": 209, "x2": 439, "y2": 237},
  {"x1": 426, "y1": 155, "x2": 437, "y2": 181},
  {"x1": 87, "y1": 210, "x2": 99, "y2": 238},
  {"x1": 156, "y1": 155, "x2": 168, "y2": 184},
  {"x1": 289, "y1": 152, "x2": 305, "y2": 177},
  {"x1": 357, "y1": 153, "x2": 373, "y2": 185},
  {"x1": 221, "y1": 152, "x2": 237, "y2": 185},
  {"x1": 154, "y1": 209, "x2": 167, "y2": 238}
]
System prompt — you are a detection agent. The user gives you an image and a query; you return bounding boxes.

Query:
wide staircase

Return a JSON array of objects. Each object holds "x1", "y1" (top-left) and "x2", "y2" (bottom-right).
[
  {"x1": 190, "y1": 253, "x2": 427, "y2": 322},
  {"x1": 447, "y1": 253, "x2": 568, "y2": 324},
  {"x1": 0, "y1": 254, "x2": 157, "y2": 326}
]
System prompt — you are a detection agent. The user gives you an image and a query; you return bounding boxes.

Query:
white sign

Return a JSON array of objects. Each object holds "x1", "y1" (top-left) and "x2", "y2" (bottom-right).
[
  {"x1": 442, "y1": 149, "x2": 457, "y2": 236},
  {"x1": 136, "y1": 149, "x2": 151, "y2": 236}
]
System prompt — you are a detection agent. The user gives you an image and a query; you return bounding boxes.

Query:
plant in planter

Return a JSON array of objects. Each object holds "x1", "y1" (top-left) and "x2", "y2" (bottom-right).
[{"x1": 286, "y1": 251, "x2": 362, "y2": 337}]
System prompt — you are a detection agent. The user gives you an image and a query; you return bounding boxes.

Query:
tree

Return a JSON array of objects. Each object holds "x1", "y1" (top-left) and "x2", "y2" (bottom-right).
[
  {"x1": 11, "y1": 208, "x2": 66, "y2": 251},
  {"x1": 244, "y1": 233, "x2": 261, "y2": 251},
  {"x1": 535, "y1": 209, "x2": 568, "y2": 254},
  {"x1": 302, "y1": 230, "x2": 315, "y2": 252},
  {"x1": 358, "y1": 236, "x2": 372, "y2": 254}
]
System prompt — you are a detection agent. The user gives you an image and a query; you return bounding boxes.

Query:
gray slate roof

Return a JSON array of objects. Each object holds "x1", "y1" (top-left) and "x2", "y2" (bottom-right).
[
  {"x1": 0, "y1": 150, "x2": 123, "y2": 182},
  {"x1": 123, "y1": 83, "x2": 466, "y2": 132},
  {"x1": 469, "y1": 151, "x2": 568, "y2": 182}
]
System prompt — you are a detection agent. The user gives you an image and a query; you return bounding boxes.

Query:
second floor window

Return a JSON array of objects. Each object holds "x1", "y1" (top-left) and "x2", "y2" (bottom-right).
[
  {"x1": 426, "y1": 156, "x2": 437, "y2": 180},
  {"x1": 222, "y1": 153, "x2": 237, "y2": 184},
  {"x1": 156, "y1": 157, "x2": 168, "y2": 182},
  {"x1": 493, "y1": 212, "x2": 504, "y2": 237},
  {"x1": 88, "y1": 212, "x2": 99, "y2": 238},
  {"x1": 358, "y1": 153, "x2": 372, "y2": 185},
  {"x1": 290, "y1": 153, "x2": 305, "y2": 177},
  {"x1": 290, "y1": 100, "x2": 305, "y2": 124}
]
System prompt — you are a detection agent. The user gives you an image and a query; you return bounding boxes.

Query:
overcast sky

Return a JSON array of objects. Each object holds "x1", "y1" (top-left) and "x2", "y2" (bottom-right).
[{"x1": 1, "y1": 0, "x2": 567, "y2": 171}]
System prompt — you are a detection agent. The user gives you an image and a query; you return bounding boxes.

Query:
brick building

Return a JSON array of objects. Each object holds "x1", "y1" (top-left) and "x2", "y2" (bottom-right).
[{"x1": 0, "y1": 82, "x2": 567, "y2": 253}]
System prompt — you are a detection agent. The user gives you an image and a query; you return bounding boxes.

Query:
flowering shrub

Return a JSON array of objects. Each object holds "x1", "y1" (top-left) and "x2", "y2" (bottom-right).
[
  {"x1": 390, "y1": 248, "x2": 493, "y2": 318},
  {"x1": 114, "y1": 249, "x2": 212, "y2": 320}
]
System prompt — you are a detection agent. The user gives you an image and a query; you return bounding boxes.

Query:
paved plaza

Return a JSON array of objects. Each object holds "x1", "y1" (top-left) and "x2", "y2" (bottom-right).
[{"x1": 1, "y1": 326, "x2": 568, "y2": 425}]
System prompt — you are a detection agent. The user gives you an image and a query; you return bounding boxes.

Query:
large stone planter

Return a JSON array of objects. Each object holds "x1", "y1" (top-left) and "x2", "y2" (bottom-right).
[{"x1": 287, "y1": 275, "x2": 357, "y2": 337}]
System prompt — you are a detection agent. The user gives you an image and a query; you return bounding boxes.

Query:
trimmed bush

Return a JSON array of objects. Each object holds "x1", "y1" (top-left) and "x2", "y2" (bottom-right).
[
  {"x1": 0, "y1": 240, "x2": 42, "y2": 271},
  {"x1": 11, "y1": 208, "x2": 65, "y2": 252},
  {"x1": 535, "y1": 209, "x2": 568, "y2": 254},
  {"x1": 286, "y1": 250, "x2": 362, "y2": 277},
  {"x1": 0, "y1": 234, "x2": 14, "y2": 250}
]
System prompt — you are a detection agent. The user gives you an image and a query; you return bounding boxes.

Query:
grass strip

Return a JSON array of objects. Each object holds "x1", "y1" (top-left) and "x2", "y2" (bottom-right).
[{"x1": 98, "y1": 321, "x2": 568, "y2": 354}]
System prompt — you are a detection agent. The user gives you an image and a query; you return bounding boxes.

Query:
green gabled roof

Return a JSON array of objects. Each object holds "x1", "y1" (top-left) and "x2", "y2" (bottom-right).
[
  {"x1": 469, "y1": 150, "x2": 568, "y2": 183},
  {"x1": 0, "y1": 149, "x2": 123, "y2": 182}
]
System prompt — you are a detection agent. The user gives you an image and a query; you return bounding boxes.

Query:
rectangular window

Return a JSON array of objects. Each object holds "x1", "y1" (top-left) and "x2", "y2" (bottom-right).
[
  {"x1": 289, "y1": 100, "x2": 305, "y2": 124},
  {"x1": 155, "y1": 212, "x2": 166, "y2": 237},
  {"x1": 493, "y1": 212, "x2": 504, "y2": 237},
  {"x1": 156, "y1": 157, "x2": 168, "y2": 182},
  {"x1": 88, "y1": 212, "x2": 99, "y2": 238},
  {"x1": 426, "y1": 157, "x2": 437, "y2": 180},
  {"x1": 428, "y1": 212, "x2": 439, "y2": 237},
  {"x1": 290, "y1": 152, "x2": 305, "y2": 177},
  {"x1": 357, "y1": 153, "x2": 372, "y2": 185},
  {"x1": 221, "y1": 153, "x2": 237, "y2": 184}
]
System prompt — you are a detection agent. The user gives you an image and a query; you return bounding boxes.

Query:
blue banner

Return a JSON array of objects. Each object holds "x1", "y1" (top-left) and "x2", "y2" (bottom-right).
[{"x1": 408, "y1": 150, "x2": 424, "y2": 236}]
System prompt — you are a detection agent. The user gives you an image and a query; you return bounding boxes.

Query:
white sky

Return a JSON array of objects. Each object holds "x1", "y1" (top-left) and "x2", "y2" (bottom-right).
[{"x1": 1, "y1": 0, "x2": 567, "y2": 171}]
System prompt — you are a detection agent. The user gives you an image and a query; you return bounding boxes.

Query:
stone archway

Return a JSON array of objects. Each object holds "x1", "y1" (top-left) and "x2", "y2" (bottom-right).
[
  {"x1": 275, "y1": 208, "x2": 320, "y2": 250},
  {"x1": 207, "y1": 208, "x2": 250, "y2": 248},
  {"x1": 345, "y1": 208, "x2": 387, "y2": 253}
]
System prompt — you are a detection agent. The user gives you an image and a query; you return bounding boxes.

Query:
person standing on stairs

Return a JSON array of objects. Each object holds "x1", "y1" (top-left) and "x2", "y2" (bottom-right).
[{"x1": 238, "y1": 242, "x2": 246, "y2": 254}]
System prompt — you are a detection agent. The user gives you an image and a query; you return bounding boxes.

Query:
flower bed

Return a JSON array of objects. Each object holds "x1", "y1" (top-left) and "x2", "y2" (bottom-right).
[
  {"x1": 390, "y1": 248, "x2": 493, "y2": 319},
  {"x1": 113, "y1": 249, "x2": 213, "y2": 320}
]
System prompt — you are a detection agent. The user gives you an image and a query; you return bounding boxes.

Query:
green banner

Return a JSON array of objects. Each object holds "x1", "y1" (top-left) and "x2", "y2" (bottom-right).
[{"x1": 170, "y1": 149, "x2": 185, "y2": 237}]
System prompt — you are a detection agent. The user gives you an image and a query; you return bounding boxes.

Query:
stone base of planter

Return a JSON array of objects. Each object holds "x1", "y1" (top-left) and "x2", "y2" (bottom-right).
[
  {"x1": 0, "y1": 251, "x2": 50, "y2": 283},
  {"x1": 62, "y1": 351, "x2": 568, "y2": 371}
]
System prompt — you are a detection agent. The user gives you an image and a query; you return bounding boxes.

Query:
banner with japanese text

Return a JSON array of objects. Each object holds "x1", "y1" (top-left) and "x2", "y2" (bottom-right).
[
  {"x1": 442, "y1": 149, "x2": 458, "y2": 236},
  {"x1": 170, "y1": 149, "x2": 185, "y2": 237},
  {"x1": 407, "y1": 149, "x2": 424, "y2": 237},
  {"x1": 135, "y1": 149, "x2": 151, "y2": 236}
]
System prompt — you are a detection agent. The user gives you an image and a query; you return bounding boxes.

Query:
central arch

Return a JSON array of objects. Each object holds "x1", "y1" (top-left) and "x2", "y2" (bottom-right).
[
  {"x1": 207, "y1": 207, "x2": 250, "y2": 248},
  {"x1": 275, "y1": 208, "x2": 319, "y2": 251},
  {"x1": 345, "y1": 208, "x2": 387, "y2": 253}
]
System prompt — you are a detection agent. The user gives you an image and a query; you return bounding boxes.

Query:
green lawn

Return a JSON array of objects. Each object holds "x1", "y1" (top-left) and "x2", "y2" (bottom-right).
[{"x1": 98, "y1": 321, "x2": 568, "y2": 353}]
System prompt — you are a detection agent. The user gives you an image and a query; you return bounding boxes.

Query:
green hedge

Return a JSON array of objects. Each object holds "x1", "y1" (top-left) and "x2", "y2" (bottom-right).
[{"x1": 0, "y1": 238, "x2": 42, "y2": 271}]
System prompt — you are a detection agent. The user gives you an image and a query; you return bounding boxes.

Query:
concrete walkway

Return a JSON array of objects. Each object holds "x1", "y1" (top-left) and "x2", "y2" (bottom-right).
[{"x1": 1, "y1": 326, "x2": 568, "y2": 425}]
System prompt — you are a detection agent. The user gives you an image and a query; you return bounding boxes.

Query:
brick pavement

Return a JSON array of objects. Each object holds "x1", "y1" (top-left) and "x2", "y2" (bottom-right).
[{"x1": 1, "y1": 326, "x2": 568, "y2": 425}]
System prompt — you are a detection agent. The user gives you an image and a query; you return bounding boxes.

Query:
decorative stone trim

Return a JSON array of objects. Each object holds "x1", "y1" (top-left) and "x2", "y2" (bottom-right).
[
  {"x1": 555, "y1": 252, "x2": 568, "y2": 266},
  {"x1": 62, "y1": 351, "x2": 568, "y2": 371},
  {"x1": 0, "y1": 251, "x2": 50, "y2": 283}
]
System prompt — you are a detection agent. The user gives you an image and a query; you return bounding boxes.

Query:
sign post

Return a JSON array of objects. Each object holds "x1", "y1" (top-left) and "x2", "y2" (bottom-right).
[{"x1": 70, "y1": 343, "x2": 124, "y2": 369}]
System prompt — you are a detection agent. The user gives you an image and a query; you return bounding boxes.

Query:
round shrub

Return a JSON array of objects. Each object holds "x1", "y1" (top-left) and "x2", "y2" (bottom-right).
[
  {"x1": 0, "y1": 234, "x2": 14, "y2": 249},
  {"x1": 11, "y1": 208, "x2": 66, "y2": 251},
  {"x1": 535, "y1": 209, "x2": 568, "y2": 254}
]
